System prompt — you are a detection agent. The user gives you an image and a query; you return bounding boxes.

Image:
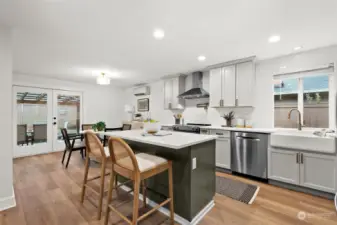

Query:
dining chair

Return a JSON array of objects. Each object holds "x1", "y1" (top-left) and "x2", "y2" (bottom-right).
[
  {"x1": 17, "y1": 124, "x2": 28, "y2": 145},
  {"x1": 61, "y1": 128, "x2": 85, "y2": 168},
  {"x1": 103, "y1": 127, "x2": 123, "y2": 147},
  {"x1": 104, "y1": 137, "x2": 174, "y2": 225},
  {"x1": 32, "y1": 124, "x2": 47, "y2": 144},
  {"x1": 81, "y1": 131, "x2": 126, "y2": 220}
]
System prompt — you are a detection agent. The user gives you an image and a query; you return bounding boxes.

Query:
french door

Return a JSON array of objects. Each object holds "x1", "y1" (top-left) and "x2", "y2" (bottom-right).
[{"x1": 13, "y1": 86, "x2": 83, "y2": 158}]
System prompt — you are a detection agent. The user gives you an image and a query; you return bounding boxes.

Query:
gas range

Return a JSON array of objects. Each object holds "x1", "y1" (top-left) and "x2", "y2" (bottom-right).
[{"x1": 172, "y1": 123, "x2": 211, "y2": 134}]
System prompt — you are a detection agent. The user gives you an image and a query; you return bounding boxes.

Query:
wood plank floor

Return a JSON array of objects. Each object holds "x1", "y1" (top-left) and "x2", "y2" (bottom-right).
[{"x1": 0, "y1": 152, "x2": 336, "y2": 225}]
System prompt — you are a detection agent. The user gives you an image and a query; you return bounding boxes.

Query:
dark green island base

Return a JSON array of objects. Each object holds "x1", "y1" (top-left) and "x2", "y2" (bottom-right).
[{"x1": 121, "y1": 139, "x2": 216, "y2": 224}]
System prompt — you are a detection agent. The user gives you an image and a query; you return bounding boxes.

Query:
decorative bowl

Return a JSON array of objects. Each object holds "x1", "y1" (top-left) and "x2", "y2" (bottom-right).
[{"x1": 143, "y1": 122, "x2": 161, "y2": 134}]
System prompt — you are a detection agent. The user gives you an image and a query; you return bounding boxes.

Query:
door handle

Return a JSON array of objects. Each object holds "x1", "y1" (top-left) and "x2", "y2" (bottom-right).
[
  {"x1": 236, "y1": 136, "x2": 260, "y2": 142},
  {"x1": 300, "y1": 153, "x2": 304, "y2": 164},
  {"x1": 53, "y1": 122, "x2": 57, "y2": 125}
]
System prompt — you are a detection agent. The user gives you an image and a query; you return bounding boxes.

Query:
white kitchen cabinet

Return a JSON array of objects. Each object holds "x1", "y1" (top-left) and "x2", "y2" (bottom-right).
[
  {"x1": 163, "y1": 76, "x2": 185, "y2": 109},
  {"x1": 269, "y1": 148, "x2": 336, "y2": 193},
  {"x1": 209, "y1": 68, "x2": 222, "y2": 107},
  {"x1": 236, "y1": 61, "x2": 254, "y2": 106},
  {"x1": 300, "y1": 153, "x2": 336, "y2": 193},
  {"x1": 222, "y1": 66, "x2": 236, "y2": 107},
  {"x1": 209, "y1": 61, "x2": 254, "y2": 108},
  {"x1": 215, "y1": 137, "x2": 231, "y2": 169},
  {"x1": 268, "y1": 148, "x2": 300, "y2": 184}
]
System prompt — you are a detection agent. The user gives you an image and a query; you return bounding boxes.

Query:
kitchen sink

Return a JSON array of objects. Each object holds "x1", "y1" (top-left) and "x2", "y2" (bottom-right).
[{"x1": 270, "y1": 130, "x2": 336, "y2": 153}]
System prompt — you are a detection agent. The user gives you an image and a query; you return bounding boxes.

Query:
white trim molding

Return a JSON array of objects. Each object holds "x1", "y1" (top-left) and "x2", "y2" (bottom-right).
[
  {"x1": 119, "y1": 184, "x2": 214, "y2": 225},
  {"x1": 0, "y1": 186, "x2": 16, "y2": 211}
]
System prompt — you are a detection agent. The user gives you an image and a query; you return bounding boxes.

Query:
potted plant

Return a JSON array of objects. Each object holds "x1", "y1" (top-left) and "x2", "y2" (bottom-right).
[
  {"x1": 92, "y1": 121, "x2": 106, "y2": 131},
  {"x1": 143, "y1": 119, "x2": 161, "y2": 134},
  {"x1": 223, "y1": 111, "x2": 235, "y2": 127}
]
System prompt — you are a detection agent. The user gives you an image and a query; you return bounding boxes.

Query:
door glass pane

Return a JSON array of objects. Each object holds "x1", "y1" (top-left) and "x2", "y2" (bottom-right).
[
  {"x1": 56, "y1": 94, "x2": 81, "y2": 140},
  {"x1": 16, "y1": 92, "x2": 48, "y2": 146},
  {"x1": 303, "y1": 75, "x2": 329, "y2": 128},
  {"x1": 274, "y1": 78, "x2": 299, "y2": 128}
]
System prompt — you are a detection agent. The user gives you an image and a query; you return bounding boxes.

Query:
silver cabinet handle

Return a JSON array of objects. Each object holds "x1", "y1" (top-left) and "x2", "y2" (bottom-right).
[
  {"x1": 216, "y1": 132, "x2": 224, "y2": 135},
  {"x1": 296, "y1": 153, "x2": 299, "y2": 164},
  {"x1": 300, "y1": 153, "x2": 304, "y2": 164}
]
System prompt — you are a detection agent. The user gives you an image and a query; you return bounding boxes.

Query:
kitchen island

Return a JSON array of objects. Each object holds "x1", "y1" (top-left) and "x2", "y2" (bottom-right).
[{"x1": 102, "y1": 130, "x2": 217, "y2": 225}]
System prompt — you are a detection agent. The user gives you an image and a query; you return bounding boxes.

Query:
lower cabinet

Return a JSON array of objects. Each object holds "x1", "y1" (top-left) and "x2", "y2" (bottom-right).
[
  {"x1": 268, "y1": 149, "x2": 300, "y2": 184},
  {"x1": 215, "y1": 137, "x2": 231, "y2": 169},
  {"x1": 269, "y1": 148, "x2": 336, "y2": 193}
]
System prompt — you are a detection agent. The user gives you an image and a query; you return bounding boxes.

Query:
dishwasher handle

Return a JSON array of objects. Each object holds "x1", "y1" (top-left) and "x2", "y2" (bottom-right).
[{"x1": 236, "y1": 136, "x2": 260, "y2": 142}]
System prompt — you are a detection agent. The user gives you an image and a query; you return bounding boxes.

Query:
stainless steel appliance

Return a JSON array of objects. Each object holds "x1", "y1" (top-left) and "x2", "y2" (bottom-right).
[
  {"x1": 172, "y1": 123, "x2": 211, "y2": 133},
  {"x1": 177, "y1": 72, "x2": 210, "y2": 99},
  {"x1": 231, "y1": 131, "x2": 268, "y2": 179}
]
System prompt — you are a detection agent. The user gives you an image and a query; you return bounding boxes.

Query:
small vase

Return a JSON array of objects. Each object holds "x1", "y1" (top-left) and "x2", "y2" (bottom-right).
[
  {"x1": 175, "y1": 118, "x2": 181, "y2": 125},
  {"x1": 226, "y1": 120, "x2": 232, "y2": 127}
]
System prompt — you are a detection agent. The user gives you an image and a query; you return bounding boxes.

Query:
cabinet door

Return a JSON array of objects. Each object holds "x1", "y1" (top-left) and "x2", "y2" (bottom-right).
[
  {"x1": 300, "y1": 153, "x2": 336, "y2": 193},
  {"x1": 164, "y1": 79, "x2": 172, "y2": 109},
  {"x1": 236, "y1": 61, "x2": 254, "y2": 106},
  {"x1": 209, "y1": 68, "x2": 222, "y2": 107},
  {"x1": 222, "y1": 66, "x2": 236, "y2": 106},
  {"x1": 171, "y1": 77, "x2": 184, "y2": 109},
  {"x1": 215, "y1": 138, "x2": 231, "y2": 169},
  {"x1": 268, "y1": 149, "x2": 300, "y2": 184}
]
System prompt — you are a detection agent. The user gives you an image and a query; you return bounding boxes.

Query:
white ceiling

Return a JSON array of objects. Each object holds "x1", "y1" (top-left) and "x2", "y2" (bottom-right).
[{"x1": 1, "y1": 0, "x2": 337, "y2": 87}]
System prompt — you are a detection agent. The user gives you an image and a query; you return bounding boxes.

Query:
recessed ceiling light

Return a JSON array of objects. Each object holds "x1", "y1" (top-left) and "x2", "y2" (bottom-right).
[
  {"x1": 153, "y1": 29, "x2": 165, "y2": 40},
  {"x1": 280, "y1": 66, "x2": 286, "y2": 69},
  {"x1": 198, "y1": 55, "x2": 206, "y2": 61},
  {"x1": 293, "y1": 46, "x2": 302, "y2": 51},
  {"x1": 268, "y1": 35, "x2": 280, "y2": 43}
]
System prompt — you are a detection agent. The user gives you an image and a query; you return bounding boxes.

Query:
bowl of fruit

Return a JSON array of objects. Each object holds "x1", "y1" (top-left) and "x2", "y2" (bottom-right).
[{"x1": 143, "y1": 119, "x2": 161, "y2": 134}]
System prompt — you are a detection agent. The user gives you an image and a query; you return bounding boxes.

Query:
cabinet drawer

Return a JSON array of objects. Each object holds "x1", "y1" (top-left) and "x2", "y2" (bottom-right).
[{"x1": 210, "y1": 130, "x2": 230, "y2": 138}]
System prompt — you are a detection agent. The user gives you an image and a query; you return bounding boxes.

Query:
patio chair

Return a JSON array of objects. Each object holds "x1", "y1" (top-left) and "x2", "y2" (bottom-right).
[
  {"x1": 17, "y1": 124, "x2": 28, "y2": 145},
  {"x1": 32, "y1": 124, "x2": 47, "y2": 144}
]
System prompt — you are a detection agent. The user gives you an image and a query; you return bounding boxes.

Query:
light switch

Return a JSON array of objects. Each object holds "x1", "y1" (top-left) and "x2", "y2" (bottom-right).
[{"x1": 192, "y1": 157, "x2": 197, "y2": 170}]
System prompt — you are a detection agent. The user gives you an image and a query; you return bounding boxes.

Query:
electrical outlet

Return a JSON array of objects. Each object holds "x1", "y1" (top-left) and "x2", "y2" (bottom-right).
[{"x1": 192, "y1": 158, "x2": 197, "y2": 170}]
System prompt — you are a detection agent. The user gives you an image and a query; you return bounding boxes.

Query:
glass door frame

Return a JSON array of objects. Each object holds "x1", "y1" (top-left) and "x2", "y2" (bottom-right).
[
  {"x1": 13, "y1": 86, "x2": 53, "y2": 158},
  {"x1": 52, "y1": 90, "x2": 83, "y2": 152}
]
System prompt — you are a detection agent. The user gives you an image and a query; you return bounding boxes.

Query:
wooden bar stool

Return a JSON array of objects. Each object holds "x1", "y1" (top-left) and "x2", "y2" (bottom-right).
[
  {"x1": 104, "y1": 137, "x2": 174, "y2": 225},
  {"x1": 81, "y1": 131, "x2": 124, "y2": 220}
]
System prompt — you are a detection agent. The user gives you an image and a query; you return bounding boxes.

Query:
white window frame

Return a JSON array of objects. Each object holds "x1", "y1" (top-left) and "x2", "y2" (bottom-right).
[{"x1": 273, "y1": 66, "x2": 335, "y2": 129}]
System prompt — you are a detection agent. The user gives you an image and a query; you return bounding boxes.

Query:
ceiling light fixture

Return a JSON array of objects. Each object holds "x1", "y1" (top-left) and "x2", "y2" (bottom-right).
[
  {"x1": 280, "y1": 66, "x2": 286, "y2": 69},
  {"x1": 293, "y1": 46, "x2": 302, "y2": 51},
  {"x1": 268, "y1": 35, "x2": 281, "y2": 43},
  {"x1": 153, "y1": 29, "x2": 165, "y2": 40},
  {"x1": 198, "y1": 55, "x2": 206, "y2": 61},
  {"x1": 96, "y1": 73, "x2": 110, "y2": 85}
]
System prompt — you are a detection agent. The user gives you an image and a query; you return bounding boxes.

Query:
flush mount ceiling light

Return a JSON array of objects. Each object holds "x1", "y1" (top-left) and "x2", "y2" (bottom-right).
[
  {"x1": 280, "y1": 66, "x2": 286, "y2": 69},
  {"x1": 153, "y1": 29, "x2": 165, "y2": 40},
  {"x1": 268, "y1": 35, "x2": 281, "y2": 43},
  {"x1": 198, "y1": 55, "x2": 206, "y2": 61},
  {"x1": 293, "y1": 46, "x2": 302, "y2": 51},
  {"x1": 96, "y1": 72, "x2": 110, "y2": 85}
]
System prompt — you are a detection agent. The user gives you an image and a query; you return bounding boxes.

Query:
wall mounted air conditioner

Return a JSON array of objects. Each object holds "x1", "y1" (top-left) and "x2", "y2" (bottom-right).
[{"x1": 133, "y1": 86, "x2": 150, "y2": 96}]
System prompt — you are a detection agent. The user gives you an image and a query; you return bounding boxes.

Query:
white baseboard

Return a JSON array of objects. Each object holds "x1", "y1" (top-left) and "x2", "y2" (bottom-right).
[
  {"x1": 0, "y1": 186, "x2": 16, "y2": 211},
  {"x1": 119, "y1": 184, "x2": 214, "y2": 225}
]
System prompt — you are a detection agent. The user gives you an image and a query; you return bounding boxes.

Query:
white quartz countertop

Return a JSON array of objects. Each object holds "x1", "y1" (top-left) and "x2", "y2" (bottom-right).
[
  {"x1": 201, "y1": 126, "x2": 275, "y2": 133},
  {"x1": 100, "y1": 130, "x2": 217, "y2": 149}
]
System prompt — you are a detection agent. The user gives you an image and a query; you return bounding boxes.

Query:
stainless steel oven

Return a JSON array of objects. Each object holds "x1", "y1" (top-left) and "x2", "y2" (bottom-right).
[{"x1": 231, "y1": 132, "x2": 268, "y2": 179}]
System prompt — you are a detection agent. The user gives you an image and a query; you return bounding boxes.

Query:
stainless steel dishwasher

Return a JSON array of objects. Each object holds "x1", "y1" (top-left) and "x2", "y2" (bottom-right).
[{"x1": 231, "y1": 132, "x2": 268, "y2": 179}]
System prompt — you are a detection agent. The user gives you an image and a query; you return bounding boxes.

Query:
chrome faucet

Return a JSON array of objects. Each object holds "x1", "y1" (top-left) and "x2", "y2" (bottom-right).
[{"x1": 288, "y1": 109, "x2": 302, "y2": 130}]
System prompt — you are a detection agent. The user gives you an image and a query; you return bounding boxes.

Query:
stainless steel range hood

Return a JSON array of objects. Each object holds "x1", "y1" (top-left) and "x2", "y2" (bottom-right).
[{"x1": 177, "y1": 71, "x2": 209, "y2": 99}]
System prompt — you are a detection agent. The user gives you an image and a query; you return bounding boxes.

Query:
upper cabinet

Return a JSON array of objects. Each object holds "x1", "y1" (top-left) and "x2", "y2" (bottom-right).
[
  {"x1": 209, "y1": 61, "x2": 255, "y2": 108},
  {"x1": 163, "y1": 76, "x2": 185, "y2": 109}
]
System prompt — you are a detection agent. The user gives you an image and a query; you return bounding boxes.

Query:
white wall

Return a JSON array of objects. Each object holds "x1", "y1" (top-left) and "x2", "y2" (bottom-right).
[
  {"x1": 124, "y1": 45, "x2": 337, "y2": 128},
  {"x1": 13, "y1": 74, "x2": 125, "y2": 128},
  {"x1": 0, "y1": 26, "x2": 15, "y2": 210}
]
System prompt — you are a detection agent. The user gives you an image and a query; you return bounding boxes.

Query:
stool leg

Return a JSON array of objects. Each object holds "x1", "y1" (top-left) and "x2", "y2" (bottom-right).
[
  {"x1": 104, "y1": 170, "x2": 115, "y2": 225},
  {"x1": 97, "y1": 159, "x2": 106, "y2": 220},
  {"x1": 115, "y1": 174, "x2": 119, "y2": 196},
  {"x1": 132, "y1": 177, "x2": 140, "y2": 225},
  {"x1": 81, "y1": 155, "x2": 90, "y2": 203},
  {"x1": 168, "y1": 162, "x2": 175, "y2": 225},
  {"x1": 142, "y1": 180, "x2": 147, "y2": 208}
]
